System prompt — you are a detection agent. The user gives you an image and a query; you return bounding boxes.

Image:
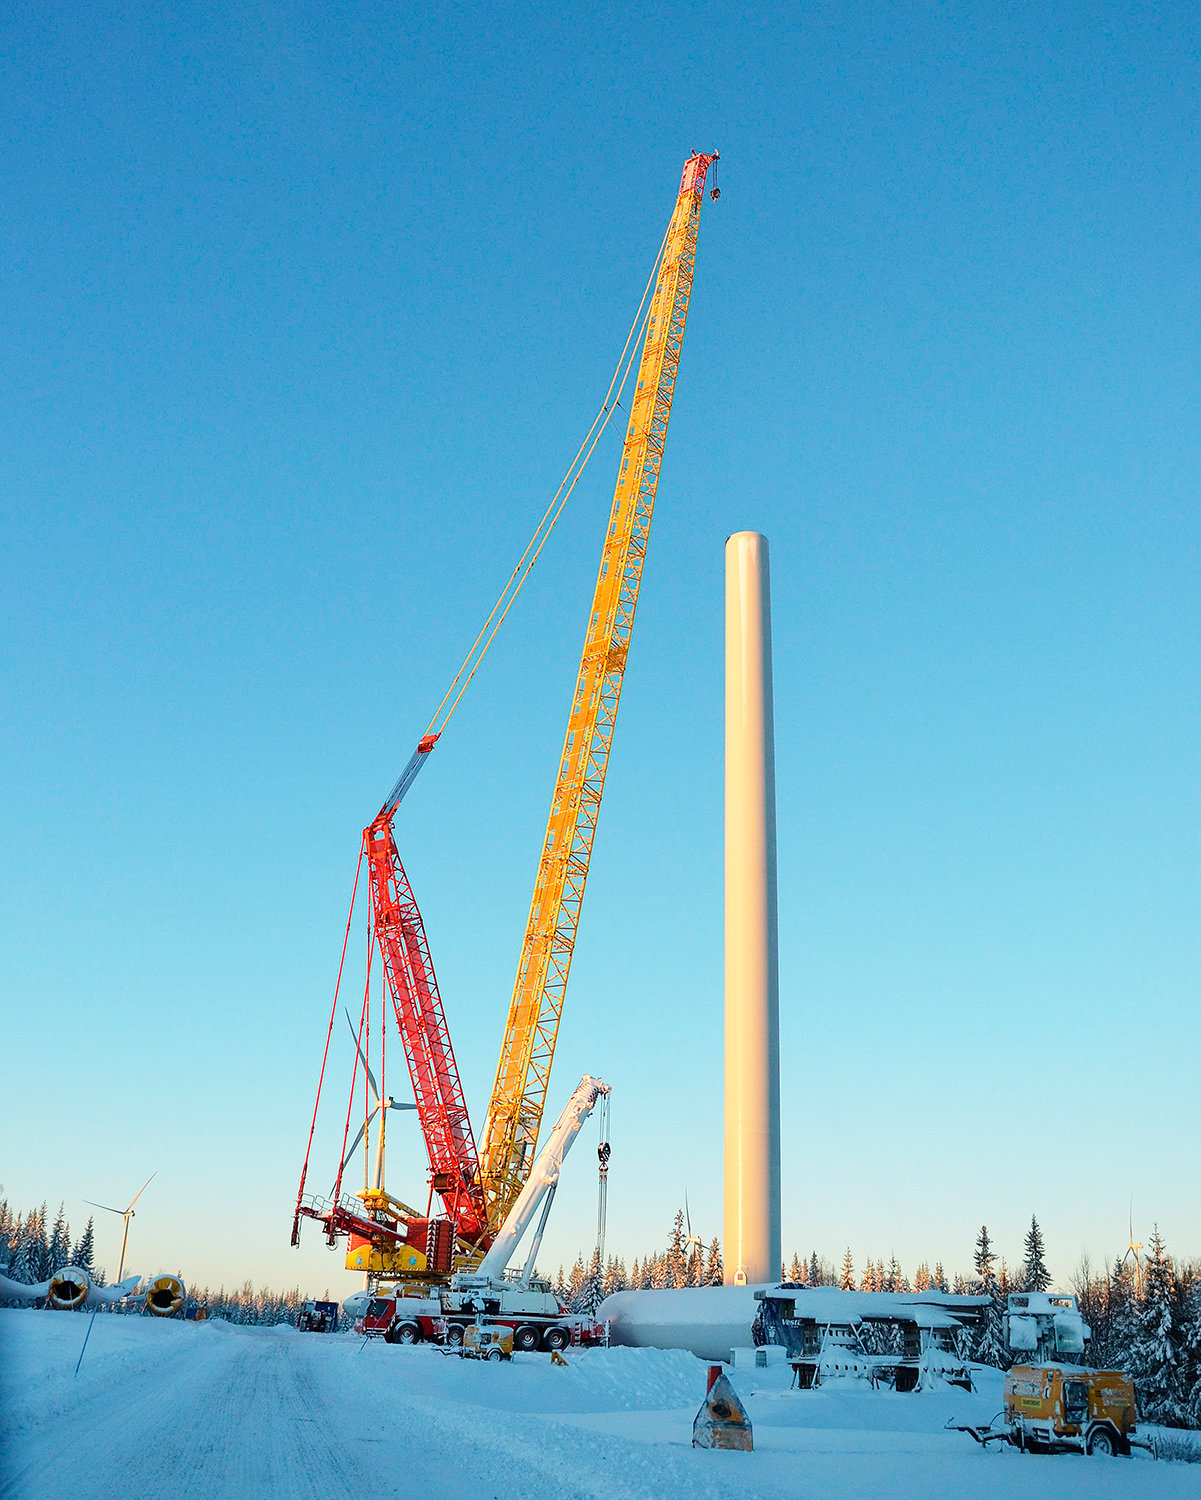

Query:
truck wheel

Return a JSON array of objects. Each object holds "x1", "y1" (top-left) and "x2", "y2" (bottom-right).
[
  {"x1": 513, "y1": 1326, "x2": 540, "y2": 1352},
  {"x1": 1085, "y1": 1426, "x2": 1117, "y2": 1457},
  {"x1": 393, "y1": 1322, "x2": 420, "y2": 1345},
  {"x1": 542, "y1": 1326, "x2": 569, "y2": 1352},
  {"x1": 444, "y1": 1323, "x2": 465, "y2": 1347}
]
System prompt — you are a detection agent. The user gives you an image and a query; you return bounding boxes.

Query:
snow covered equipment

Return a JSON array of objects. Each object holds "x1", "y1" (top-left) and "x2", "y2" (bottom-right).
[
  {"x1": 754, "y1": 1286, "x2": 984, "y2": 1391},
  {"x1": 46, "y1": 1267, "x2": 90, "y2": 1311},
  {"x1": 949, "y1": 1365, "x2": 1138, "y2": 1456},
  {"x1": 693, "y1": 1368, "x2": 753, "y2": 1452},
  {"x1": 1003, "y1": 1292, "x2": 1090, "y2": 1362},
  {"x1": 36, "y1": 1267, "x2": 140, "y2": 1312},
  {"x1": 461, "y1": 1324, "x2": 514, "y2": 1361},
  {"x1": 144, "y1": 1274, "x2": 186, "y2": 1317}
]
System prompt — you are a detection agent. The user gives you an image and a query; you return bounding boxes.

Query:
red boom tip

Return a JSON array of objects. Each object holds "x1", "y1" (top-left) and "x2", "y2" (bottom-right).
[{"x1": 679, "y1": 151, "x2": 719, "y2": 197}]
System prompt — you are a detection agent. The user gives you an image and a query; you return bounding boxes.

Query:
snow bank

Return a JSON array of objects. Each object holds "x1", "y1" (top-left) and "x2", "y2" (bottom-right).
[{"x1": 5, "y1": 1310, "x2": 1198, "y2": 1500}]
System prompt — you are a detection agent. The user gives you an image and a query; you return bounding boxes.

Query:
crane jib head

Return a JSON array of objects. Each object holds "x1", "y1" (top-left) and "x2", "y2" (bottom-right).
[
  {"x1": 377, "y1": 733, "x2": 441, "y2": 821},
  {"x1": 679, "y1": 151, "x2": 719, "y2": 198}
]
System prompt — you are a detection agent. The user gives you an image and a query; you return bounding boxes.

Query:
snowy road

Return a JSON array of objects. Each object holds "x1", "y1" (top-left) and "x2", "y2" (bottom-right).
[{"x1": 3, "y1": 1310, "x2": 1199, "y2": 1499}]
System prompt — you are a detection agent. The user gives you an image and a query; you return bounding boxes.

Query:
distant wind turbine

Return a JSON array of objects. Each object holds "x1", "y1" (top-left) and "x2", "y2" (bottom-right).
[
  {"x1": 683, "y1": 1191, "x2": 704, "y2": 1283},
  {"x1": 1121, "y1": 1202, "x2": 1144, "y2": 1296},
  {"x1": 84, "y1": 1172, "x2": 156, "y2": 1282},
  {"x1": 337, "y1": 1010, "x2": 417, "y2": 1195}
]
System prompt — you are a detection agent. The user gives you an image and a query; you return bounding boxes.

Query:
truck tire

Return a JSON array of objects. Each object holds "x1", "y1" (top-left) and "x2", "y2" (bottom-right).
[
  {"x1": 390, "y1": 1322, "x2": 420, "y2": 1345},
  {"x1": 444, "y1": 1323, "x2": 465, "y2": 1347},
  {"x1": 542, "y1": 1326, "x2": 569, "y2": 1352},
  {"x1": 1085, "y1": 1425, "x2": 1118, "y2": 1457},
  {"x1": 513, "y1": 1326, "x2": 540, "y2": 1352}
]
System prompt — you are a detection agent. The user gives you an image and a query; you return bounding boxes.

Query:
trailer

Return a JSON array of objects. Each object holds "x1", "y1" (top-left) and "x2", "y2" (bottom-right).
[
  {"x1": 951, "y1": 1364, "x2": 1141, "y2": 1456},
  {"x1": 753, "y1": 1286, "x2": 986, "y2": 1391}
]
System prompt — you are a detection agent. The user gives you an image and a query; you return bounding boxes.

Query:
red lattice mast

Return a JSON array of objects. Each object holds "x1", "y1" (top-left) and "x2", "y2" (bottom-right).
[{"x1": 362, "y1": 740, "x2": 487, "y2": 1247}]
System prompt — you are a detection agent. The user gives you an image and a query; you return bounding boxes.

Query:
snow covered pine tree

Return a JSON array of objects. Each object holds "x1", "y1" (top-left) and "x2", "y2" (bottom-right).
[{"x1": 1019, "y1": 1215, "x2": 1051, "y2": 1292}]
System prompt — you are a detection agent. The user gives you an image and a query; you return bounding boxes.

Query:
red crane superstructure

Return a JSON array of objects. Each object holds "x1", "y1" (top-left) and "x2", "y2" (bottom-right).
[
  {"x1": 361, "y1": 755, "x2": 486, "y2": 1246},
  {"x1": 292, "y1": 736, "x2": 487, "y2": 1274}
]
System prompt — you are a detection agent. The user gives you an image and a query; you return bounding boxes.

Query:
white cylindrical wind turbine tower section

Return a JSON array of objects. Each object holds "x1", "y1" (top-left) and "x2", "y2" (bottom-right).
[{"x1": 723, "y1": 531, "x2": 781, "y2": 1286}]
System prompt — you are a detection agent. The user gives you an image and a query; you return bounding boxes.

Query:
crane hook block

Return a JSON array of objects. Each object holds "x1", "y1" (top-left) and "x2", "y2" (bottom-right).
[{"x1": 418, "y1": 733, "x2": 440, "y2": 754}]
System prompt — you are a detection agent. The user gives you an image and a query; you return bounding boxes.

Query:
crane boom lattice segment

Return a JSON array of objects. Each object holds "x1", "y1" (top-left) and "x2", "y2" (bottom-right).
[
  {"x1": 364, "y1": 816, "x2": 487, "y2": 1246},
  {"x1": 478, "y1": 152, "x2": 718, "y2": 1232}
]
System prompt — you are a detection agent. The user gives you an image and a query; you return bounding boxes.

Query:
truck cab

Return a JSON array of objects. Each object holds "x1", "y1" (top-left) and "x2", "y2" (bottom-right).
[{"x1": 357, "y1": 1293, "x2": 441, "y2": 1342}]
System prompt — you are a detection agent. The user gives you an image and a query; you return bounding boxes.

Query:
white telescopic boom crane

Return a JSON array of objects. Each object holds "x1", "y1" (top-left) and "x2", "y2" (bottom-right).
[{"x1": 458, "y1": 1075, "x2": 610, "y2": 1289}]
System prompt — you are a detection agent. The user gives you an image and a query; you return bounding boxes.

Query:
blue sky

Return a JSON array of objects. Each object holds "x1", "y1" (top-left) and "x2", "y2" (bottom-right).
[{"x1": 2, "y1": 0, "x2": 1197, "y2": 1293}]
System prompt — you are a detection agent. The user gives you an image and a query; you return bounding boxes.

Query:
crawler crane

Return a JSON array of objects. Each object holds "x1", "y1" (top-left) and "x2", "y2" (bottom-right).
[{"x1": 293, "y1": 151, "x2": 719, "y2": 1285}]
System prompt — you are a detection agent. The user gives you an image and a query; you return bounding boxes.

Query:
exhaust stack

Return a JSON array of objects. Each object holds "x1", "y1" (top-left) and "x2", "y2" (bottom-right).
[{"x1": 723, "y1": 531, "x2": 781, "y2": 1286}]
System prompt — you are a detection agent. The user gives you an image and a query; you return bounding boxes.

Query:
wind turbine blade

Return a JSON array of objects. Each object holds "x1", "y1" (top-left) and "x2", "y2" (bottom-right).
[
  {"x1": 336, "y1": 1105, "x2": 380, "y2": 1185},
  {"x1": 385, "y1": 1101, "x2": 418, "y2": 1112},
  {"x1": 344, "y1": 1009, "x2": 381, "y2": 1104},
  {"x1": 83, "y1": 1201, "x2": 124, "y2": 1216},
  {"x1": 126, "y1": 1172, "x2": 157, "y2": 1213},
  {"x1": 684, "y1": 1189, "x2": 692, "y2": 1240}
]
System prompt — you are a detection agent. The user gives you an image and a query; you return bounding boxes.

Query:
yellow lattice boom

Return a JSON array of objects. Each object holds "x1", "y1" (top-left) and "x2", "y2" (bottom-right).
[{"x1": 478, "y1": 152, "x2": 719, "y2": 1233}]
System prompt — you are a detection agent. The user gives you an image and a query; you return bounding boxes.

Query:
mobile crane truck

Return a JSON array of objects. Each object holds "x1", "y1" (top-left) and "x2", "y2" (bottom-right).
[{"x1": 361, "y1": 1076, "x2": 611, "y2": 1353}]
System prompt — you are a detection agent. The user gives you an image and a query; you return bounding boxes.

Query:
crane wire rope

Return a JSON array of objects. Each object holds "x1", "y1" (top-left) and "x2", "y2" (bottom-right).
[
  {"x1": 378, "y1": 907, "x2": 386, "y2": 1181},
  {"x1": 332, "y1": 956, "x2": 371, "y2": 1209},
  {"x1": 421, "y1": 216, "x2": 673, "y2": 746},
  {"x1": 292, "y1": 843, "x2": 365, "y2": 1241},
  {"x1": 362, "y1": 909, "x2": 371, "y2": 1195}
]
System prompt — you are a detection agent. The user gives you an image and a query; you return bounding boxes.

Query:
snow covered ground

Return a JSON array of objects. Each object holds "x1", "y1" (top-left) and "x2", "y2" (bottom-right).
[{"x1": 2, "y1": 1308, "x2": 1198, "y2": 1499}]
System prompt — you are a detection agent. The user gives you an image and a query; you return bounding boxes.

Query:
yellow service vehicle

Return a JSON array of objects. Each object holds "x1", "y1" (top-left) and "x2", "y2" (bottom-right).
[
  {"x1": 1005, "y1": 1365, "x2": 1137, "y2": 1454},
  {"x1": 459, "y1": 1323, "x2": 514, "y2": 1362},
  {"x1": 952, "y1": 1364, "x2": 1140, "y2": 1456}
]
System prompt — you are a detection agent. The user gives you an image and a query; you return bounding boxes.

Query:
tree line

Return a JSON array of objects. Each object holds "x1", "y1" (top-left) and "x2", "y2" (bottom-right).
[
  {"x1": 0, "y1": 1199, "x2": 338, "y2": 1325},
  {"x1": 8, "y1": 1193, "x2": 1199, "y2": 1425},
  {"x1": 1, "y1": 1201, "x2": 103, "y2": 1286},
  {"x1": 560, "y1": 1208, "x2": 1201, "y2": 1430}
]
